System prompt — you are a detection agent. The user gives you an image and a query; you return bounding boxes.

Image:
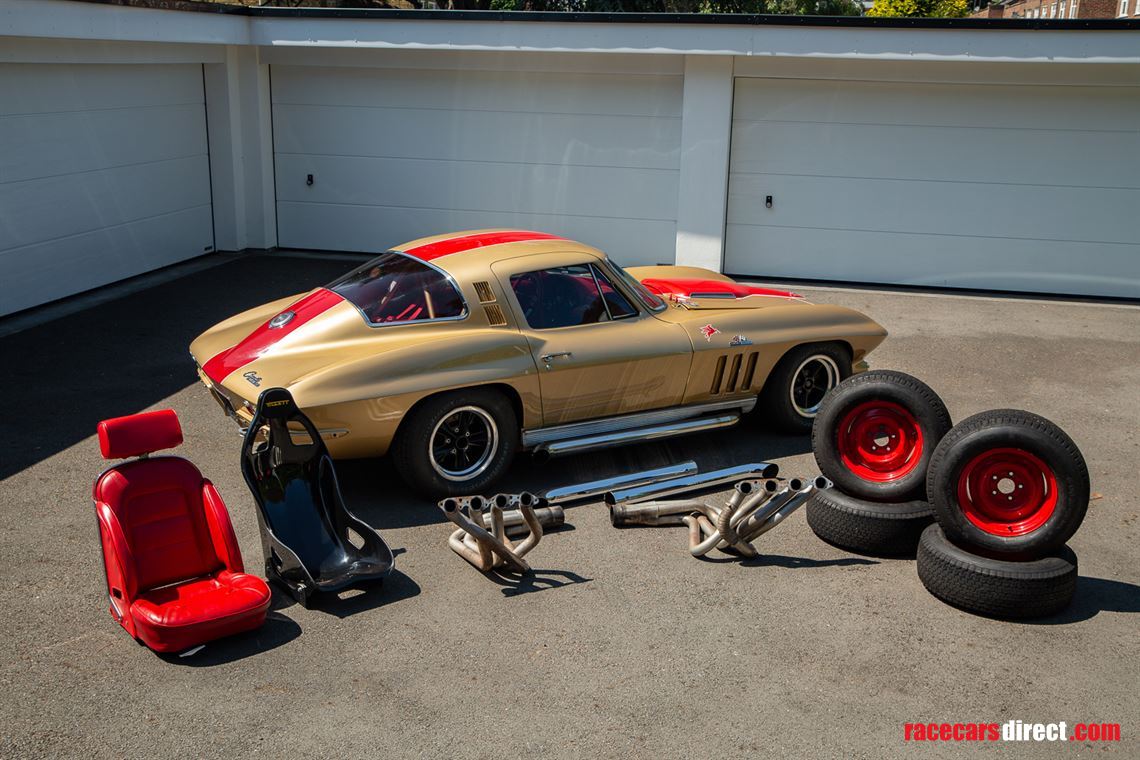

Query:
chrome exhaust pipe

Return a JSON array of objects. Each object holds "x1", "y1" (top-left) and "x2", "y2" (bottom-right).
[
  {"x1": 604, "y1": 462, "x2": 778, "y2": 506},
  {"x1": 609, "y1": 499, "x2": 714, "y2": 527},
  {"x1": 543, "y1": 461, "x2": 698, "y2": 505},
  {"x1": 533, "y1": 414, "x2": 741, "y2": 459},
  {"x1": 480, "y1": 505, "x2": 564, "y2": 536}
]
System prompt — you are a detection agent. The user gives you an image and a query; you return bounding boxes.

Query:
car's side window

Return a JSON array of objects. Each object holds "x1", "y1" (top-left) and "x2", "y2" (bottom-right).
[{"x1": 510, "y1": 265, "x2": 611, "y2": 329}]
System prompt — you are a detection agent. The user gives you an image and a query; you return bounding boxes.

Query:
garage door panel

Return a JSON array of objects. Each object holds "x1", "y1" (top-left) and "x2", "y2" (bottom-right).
[
  {"x1": 0, "y1": 157, "x2": 211, "y2": 251},
  {"x1": 730, "y1": 121, "x2": 1139, "y2": 190},
  {"x1": 271, "y1": 66, "x2": 682, "y2": 118},
  {"x1": 272, "y1": 104, "x2": 680, "y2": 171},
  {"x1": 726, "y1": 77, "x2": 1140, "y2": 297},
  {"x1": 732, "y1": 78, "x2": 1139, "y2": 132},
  {"x1": 0, "y1": 205, "x2": 213, "y2": 316},
  {"x1": 0, "y1": 63, "x2": 213, "y2": 317},
  {"x1": 277, "y1": 202, "x2": 674, "y2": 267},
  {"x1": 275, "y1": 155, "x2": 676, "y2": 222},
  {"x1": 0, "y1": 63, "x2": 205, "y2": 116},
  {"x1": 728, "y1": 175, "x2": 1136, "y2": 245},
  {"x1": 272, "y1": 66, "x2": 681, "y2": 257},
  {"x1": 0, "y1": 104, "x2": 208, "y2": 184},
  {"x1": 726, "y1": 224, "x2": 1138, "y2": 298}
]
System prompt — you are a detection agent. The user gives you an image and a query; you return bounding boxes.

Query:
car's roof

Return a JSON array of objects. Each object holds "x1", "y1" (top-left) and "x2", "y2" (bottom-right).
[{"x1": 393, "y1": 229, "x2": 603, "y2": 272}]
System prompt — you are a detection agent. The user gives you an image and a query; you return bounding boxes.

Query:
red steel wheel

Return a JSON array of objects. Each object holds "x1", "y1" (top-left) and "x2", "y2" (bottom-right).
[
  {"x1": 927, "y1": 410, "x2": 1089, "y2": 556},
  {"x1": 956, "y1": 448, "x2": 1058, "y2": 537},
  {"x1": 812, "y1": 370, "x2": 952, "y2": 502},
  {"x1": 837, "y1": 400, "x2": 924, "y2": 483}
]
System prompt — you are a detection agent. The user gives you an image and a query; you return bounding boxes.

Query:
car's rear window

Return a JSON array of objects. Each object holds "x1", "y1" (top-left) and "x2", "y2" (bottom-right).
[{"x1": 327, "y1": 252, "x2": 466, "y2": 326}]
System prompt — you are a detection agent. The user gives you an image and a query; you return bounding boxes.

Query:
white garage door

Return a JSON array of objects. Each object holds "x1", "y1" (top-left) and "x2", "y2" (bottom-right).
[
  {"x1": 725, "y1": 78, "x2": 1140, "y2": 298},
  {"x1": 0, "y1": 64, "x2": 214, "y2": 317},
  {"x1": 270, "y1": 65, "x2": 682, "y2": 266}
]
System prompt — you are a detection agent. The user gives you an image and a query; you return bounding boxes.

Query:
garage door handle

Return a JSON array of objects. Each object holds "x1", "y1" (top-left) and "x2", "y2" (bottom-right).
[{"x1": 541, "y1": 352, "x2": 573, "y2": 363}]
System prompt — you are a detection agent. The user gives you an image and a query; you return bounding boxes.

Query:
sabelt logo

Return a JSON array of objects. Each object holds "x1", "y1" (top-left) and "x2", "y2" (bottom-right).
[{"x1": 265, "y1": 399, "x2": 290, "y2": 408}]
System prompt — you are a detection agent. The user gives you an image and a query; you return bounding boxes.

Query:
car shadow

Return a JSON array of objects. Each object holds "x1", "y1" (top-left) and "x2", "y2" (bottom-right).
[
  {"x1": 336, "y1": 425, "x2": 815, "y2": 532},
  {"x1": 0, "y1": 252, "x2": 358, "y2": 480},
  {"x1": 1023, "y1": 576, "x2": 1140, "y2": 625}
]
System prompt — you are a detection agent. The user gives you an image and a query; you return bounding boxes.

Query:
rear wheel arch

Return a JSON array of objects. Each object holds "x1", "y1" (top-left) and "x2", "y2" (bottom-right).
[{"x1": 393, "y1": 383, "x2": 524, "y2": 447}]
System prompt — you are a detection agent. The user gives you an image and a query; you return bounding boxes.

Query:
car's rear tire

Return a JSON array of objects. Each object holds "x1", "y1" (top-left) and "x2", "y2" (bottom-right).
[
  {"x1": 758, "y1": 342, "x2": 852, "y2": 434},
  {"x1": 392, "y1": 388, "x2": 518, "y2": 499},
  {"x1": 805, "y1": 488, "x2": 934, "y2": 557},
  {"x1": 812, "y1": 370, "x2": 952, "y2": 502},
  {"x1": 916, "y1": 524, "x2": 1077, "y2": 620}
]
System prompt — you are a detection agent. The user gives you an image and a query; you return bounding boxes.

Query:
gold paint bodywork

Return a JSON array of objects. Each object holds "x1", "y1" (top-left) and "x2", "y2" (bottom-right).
[{"x1": 189, "y1": 232, "x2": 887, "y2": 458}]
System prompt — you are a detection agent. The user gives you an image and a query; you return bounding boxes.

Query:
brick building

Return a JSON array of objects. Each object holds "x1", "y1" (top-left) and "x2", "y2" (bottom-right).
[{"x1": 972, "y1": 0, "x2": 1138, "y2": 18}]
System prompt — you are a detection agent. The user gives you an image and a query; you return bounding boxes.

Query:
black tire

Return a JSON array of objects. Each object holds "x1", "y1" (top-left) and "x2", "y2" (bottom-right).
[
  {"x1": 916, "y1": 524, "x2": 1077, "y2": 620},
  {"x1": 392, "y1": 387, "x2": 518, "y2": 499},
  {"x1": 812, "y1": 370, "x2": 951, "y2": 502},
  {"x1": 806, "y1": 488, "x2": 934, "y2": 557},
  {"x1": 926, "y1": 409, "x2": 1089, "y2": 557},
  {"x1": 757, "y1": 342, "x2": 852, "y2": 434}
]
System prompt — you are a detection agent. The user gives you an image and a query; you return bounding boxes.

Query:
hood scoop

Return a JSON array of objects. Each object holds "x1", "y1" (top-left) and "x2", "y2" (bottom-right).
[{"x1": 640, "y1": 278, "x2": 802, "y2": 307}]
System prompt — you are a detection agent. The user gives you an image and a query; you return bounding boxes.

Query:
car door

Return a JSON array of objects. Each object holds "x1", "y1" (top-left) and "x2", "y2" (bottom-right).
[{"x1": 492, "y1": 253, "x2": 692, "y2": 426}]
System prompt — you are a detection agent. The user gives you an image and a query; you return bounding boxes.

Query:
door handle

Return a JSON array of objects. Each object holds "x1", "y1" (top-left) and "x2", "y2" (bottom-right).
[{"x1": 541, "y1": 351, "x2": 573, "y2": 364}]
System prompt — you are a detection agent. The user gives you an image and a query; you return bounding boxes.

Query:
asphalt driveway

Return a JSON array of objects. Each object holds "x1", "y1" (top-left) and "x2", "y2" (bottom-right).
[{"x1": 1, "y1": 251, "x2": 1137, "y2": 758}]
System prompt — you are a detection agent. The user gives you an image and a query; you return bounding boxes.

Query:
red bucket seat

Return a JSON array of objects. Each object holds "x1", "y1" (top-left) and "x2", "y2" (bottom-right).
[{"x1": 93, "y1": 409, "x2": 271, "y2": 653}]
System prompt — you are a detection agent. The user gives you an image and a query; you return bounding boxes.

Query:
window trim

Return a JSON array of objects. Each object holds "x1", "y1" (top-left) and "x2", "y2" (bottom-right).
[
  {"x1": 599, "y1": 258, "x2": 668, "y2": 314},
  {"x1": 328, "y1": 250, "x2": 470, "y2": 329},
  {"x1": 588, "y1": 263, "x2": 639, "y2": 323}
]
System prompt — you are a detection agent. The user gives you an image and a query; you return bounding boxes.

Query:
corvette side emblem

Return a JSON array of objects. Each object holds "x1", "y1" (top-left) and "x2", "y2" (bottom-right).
[
  {"x1": 730, "y1": 334, "x2": 753, "y2": 347},
  {"x1": 699, "y1": 324, "x2": 720, "y2": 342},
  {"x1": 243, "y1": 371, "x2": 262, "y2": 387}
]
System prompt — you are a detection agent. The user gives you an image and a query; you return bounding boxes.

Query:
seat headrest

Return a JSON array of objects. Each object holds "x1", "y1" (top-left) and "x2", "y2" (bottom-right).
[
  {"x1": 98, "y1": 409, "x2": 183, "y2": 459},
  {"x1": 256, "y1": 387, "x2": 299, "y2": 420}
]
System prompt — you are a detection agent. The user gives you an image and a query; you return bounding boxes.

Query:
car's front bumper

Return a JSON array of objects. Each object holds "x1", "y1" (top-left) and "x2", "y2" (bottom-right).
[{"x1": 197, "y1": 366, "x2": 254, "y2": 432}]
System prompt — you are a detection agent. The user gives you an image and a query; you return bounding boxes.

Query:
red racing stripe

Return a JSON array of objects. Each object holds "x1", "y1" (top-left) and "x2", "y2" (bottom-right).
[
  {"x1": 202, "y1": 289, "x2": 344, "y2": 384},
  {"x1": 402, "y1": 230, "x2": 565, "y2": 261}
]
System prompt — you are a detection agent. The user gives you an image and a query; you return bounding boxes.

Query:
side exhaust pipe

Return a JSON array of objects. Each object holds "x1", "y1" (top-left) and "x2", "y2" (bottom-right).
[
  {"x1": 604, "y1": 462, "x2": 778, "y2": 506},
  {"x1": 542, "y1": 461, "x2": 698, "y2": 505}
]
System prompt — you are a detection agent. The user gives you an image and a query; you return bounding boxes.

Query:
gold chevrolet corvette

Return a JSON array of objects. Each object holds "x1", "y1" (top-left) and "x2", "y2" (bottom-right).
[{"x1": 191, "y1": 229, "x2": 887, "y2": 497}]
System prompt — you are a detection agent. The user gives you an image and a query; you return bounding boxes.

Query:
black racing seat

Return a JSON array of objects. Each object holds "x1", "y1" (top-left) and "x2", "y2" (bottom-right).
[{"x1": 240, "y1": 387, "x2": 394, "y2": 606}]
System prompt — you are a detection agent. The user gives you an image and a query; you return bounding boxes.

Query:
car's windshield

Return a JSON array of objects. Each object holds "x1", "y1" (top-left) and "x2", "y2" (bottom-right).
[
  {"x1": 605, "y1": 259, "x2": 667, "y2": 312},
  {"x1": 327, "y1": 252, "x2": 466, "y2": 326}
]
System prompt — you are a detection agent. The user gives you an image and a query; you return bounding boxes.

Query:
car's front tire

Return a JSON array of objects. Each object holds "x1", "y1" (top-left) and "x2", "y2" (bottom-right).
[
  {"x1": 392, "y1": 388, "x2": 518, "y2": 499},
  {"x1": 757, "y1": 342, "x2": 851, "y2": 434}
]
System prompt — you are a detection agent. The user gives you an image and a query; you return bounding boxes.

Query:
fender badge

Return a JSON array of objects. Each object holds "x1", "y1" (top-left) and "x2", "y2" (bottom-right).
[
  {"x1": 699, "y1": 324, "x2": 720, "y2": 342},
  {"x1": 730, "y1": 334, "x2": 753, "y2": 347},
  {"x1": 268, "y1": 311, "x2": 295, "y2": 329},
  {"x1": 243, "y1": 371, "x2": 262, "y2": 387}
]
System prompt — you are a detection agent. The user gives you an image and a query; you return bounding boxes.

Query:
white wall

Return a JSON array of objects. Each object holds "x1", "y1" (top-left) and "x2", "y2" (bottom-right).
[{"x1": 1, "y1": 0, "x2": 1138, "y2": 308}]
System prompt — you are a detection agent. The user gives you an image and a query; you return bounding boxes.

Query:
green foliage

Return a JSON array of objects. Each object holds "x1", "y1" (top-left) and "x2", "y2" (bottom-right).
[
  {"x1": 866, "y1": 0, "x2": 968, "y2": 16},
  {"x1": 486, "y1": 0, "x2": 862, "y2": 12}
]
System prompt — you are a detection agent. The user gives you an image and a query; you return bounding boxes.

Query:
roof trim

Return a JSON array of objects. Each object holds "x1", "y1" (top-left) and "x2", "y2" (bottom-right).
[{"x1": 73, "y1": 1, "x2": 1140, "y2": 31}]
